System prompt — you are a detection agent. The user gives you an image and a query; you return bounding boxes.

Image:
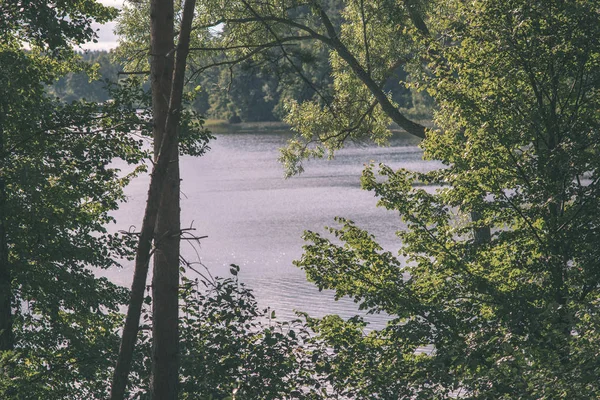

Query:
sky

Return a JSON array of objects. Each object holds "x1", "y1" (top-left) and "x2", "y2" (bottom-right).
[{"x1": 82, "y1": 0, "x2": 125, "y2": 51}]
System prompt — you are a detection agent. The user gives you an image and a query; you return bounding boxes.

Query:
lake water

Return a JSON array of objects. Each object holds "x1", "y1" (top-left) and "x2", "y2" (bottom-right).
[{"x1": 109, "y1": 129, "x2": 440, "y2": 328}]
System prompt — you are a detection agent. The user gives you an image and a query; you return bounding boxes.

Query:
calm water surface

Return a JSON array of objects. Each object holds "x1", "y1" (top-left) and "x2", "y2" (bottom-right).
[{"x1": 109, "y1": 130, "x2": 440, "y2": 328}]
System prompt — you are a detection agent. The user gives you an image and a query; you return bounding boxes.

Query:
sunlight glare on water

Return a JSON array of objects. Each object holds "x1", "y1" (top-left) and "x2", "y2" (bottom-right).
[{"x1": 108, "y1": 130, "x2": 441, "y2": 329}]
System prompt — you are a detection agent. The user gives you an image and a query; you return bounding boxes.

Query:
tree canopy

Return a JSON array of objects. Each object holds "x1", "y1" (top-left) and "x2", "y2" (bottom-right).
[{"x1": 296, "y1": 0, "x2": 600, "y2": 397}]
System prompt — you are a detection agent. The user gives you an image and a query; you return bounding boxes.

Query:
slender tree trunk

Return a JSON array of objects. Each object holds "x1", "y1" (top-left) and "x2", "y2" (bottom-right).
[
  {"x1": 152, "y1": 2, "x2": 198, "y2": 397},
  {"x1": 109, "y1": 0, "x2": 197, "y2": 398},
  {"x1": 0, "y1": 107, "x2": 13, "y2": 351},
  {"x1": 149, "y1": 0, "x2": 179, "y2": 398},
  {"x1": 108, "y1": 94, "x2": 177, "y2": 400}
]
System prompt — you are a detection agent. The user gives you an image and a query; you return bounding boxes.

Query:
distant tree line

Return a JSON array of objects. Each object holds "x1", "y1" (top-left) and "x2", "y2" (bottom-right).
[
  {"x1": 49, "y1": 51, "x2": 123, "y2": 103},
  {"x1": 50, "y1": 50, "x2": 433, "y2": 123}
]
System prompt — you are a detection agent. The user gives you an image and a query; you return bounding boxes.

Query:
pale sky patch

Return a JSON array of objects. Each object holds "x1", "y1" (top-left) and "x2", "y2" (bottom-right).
[{"x1": 80, "y1": 0, "x2": 125, "y2": 51}]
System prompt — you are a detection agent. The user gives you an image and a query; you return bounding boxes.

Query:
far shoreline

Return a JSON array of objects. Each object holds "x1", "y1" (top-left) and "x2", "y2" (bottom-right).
[{"x1": 203, "y1": 119, "x2": 434, "y2": 145}]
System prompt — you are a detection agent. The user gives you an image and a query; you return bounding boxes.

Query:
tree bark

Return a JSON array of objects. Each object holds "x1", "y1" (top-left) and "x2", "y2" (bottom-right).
[
  {"x1": 149, "y1": 0, "x2": 178, "y2": 398},
  {"x1": 109, "y1": 0, "x2": 196, "y2": 398},
  {"x1": 151, "y1": 2, "x2": 198, "y2": 398},
  {"x1": 108, "y1": 85, "x2": 176, "y2": 400}
]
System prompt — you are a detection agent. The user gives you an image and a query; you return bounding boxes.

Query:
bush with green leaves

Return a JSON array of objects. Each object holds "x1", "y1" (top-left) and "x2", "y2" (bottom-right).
[
  {"x1": 0, "y1": 46, "x2": 151, "y2": 398},
  {"x1": 129, "y1": 265, "x2": 331, "y2": 400}
]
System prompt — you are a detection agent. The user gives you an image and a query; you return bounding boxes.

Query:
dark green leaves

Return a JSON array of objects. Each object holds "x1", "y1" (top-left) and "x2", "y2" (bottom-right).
[
  {"x1": 293, "y1": 0, "x2": 600, "y2": 398},
  {"x1": 0, "y1": 0, "x2": 118, "y2": 53}
]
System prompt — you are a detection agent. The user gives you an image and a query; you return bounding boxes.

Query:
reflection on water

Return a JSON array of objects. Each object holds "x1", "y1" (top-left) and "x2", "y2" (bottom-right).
[{"x1": 109, "y1": 131, "x2": 441, "y2": 329}]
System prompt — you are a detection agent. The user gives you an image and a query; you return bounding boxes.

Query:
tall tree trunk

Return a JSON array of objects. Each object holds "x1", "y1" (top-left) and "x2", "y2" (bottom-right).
[
  {"x1": 149, "y1": 0, "x2": 179, "y2": 398},
  {"x1": 0, "y1": 107, "x2": 13, "y2": 351},
  {"x1": 471, "y1": 210, "x2": 491, "y2": 245},
  {"x1": 109, "y1": 0, "x2": 197, "y2": 398}
]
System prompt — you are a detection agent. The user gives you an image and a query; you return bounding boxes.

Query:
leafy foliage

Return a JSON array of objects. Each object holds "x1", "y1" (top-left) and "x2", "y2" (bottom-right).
[
  {"x1": 4, "y1": 0, "x2": 599, "y2": 398},
  {"x1": 0, "y1": 40, "x2": 152, "y2": 398},
  {"x1": 295, "y1": 0, "x2": 600, "y2": 398},
  {"x1": 114, "y1": 0, "x2": 429, "y2": 126},
  {"x1": 1, "y1": 52, "x2": 214, "y2": 400},
  {"x1": 0, "y1": 0, "x2": 118, "y2": 52},
  {"x1": 127, "y1": 266, "x2": 332, "y2": 400}
]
